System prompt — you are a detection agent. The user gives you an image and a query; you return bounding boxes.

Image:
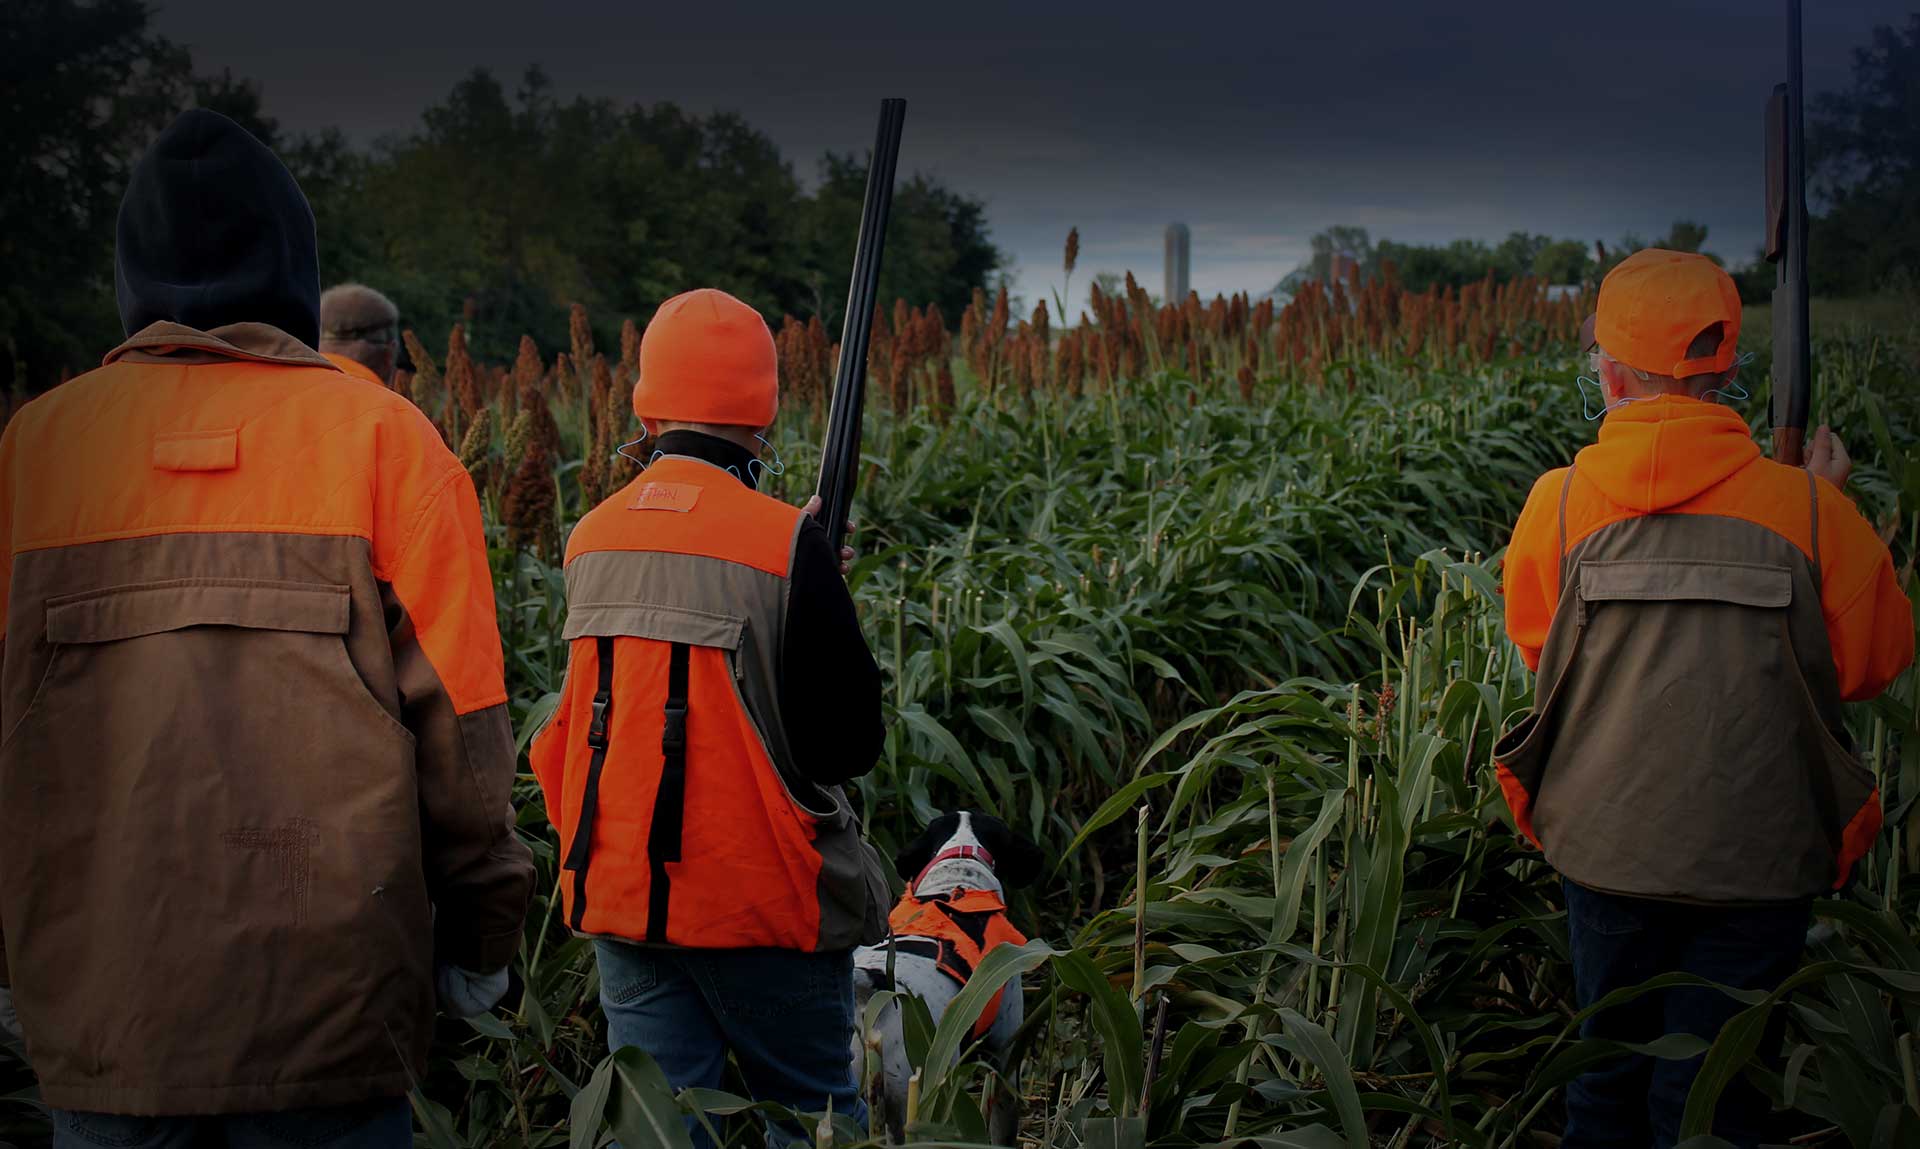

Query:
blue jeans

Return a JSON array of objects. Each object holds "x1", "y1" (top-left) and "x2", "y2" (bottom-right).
[
  {"x1": 52, "y1": 1098, "x2": 411, "y2": 1148},
  {"x1": 595, "y1": 941, "x2": 866, "y2": 1148},
  {"x1": 1562, "y1": 878, "x2": 1809, "y2": 1149}
]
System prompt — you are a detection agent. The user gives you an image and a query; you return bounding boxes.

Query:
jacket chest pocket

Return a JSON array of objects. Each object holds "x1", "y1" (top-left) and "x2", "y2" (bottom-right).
[
  {"x1": 1562, "y1": 557, "x2": 1802, "y2": 755},
  {"x1": 1577, "y1": 557, "x2": 1793, "y2": 613}
]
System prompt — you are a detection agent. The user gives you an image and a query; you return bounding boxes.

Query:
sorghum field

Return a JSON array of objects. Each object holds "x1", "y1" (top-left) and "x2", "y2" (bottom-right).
[{"x1": 4, "y1": 278, "x2": 1917, "y2": 1148}]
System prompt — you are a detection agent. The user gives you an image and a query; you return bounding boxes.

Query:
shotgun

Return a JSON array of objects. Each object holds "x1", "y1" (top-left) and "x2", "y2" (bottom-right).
[
  {"x1": 1765, "y1": 0, "x2": 1811, "y2": 466},
  {"x1": 815, "y1": 98, "x2": 907, "y2": 556}
]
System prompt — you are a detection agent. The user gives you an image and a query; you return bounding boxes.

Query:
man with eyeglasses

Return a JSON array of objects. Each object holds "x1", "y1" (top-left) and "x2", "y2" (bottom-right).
[{"x1": 1495, "y1": 249, "x2": 1911, "y2": 1146}]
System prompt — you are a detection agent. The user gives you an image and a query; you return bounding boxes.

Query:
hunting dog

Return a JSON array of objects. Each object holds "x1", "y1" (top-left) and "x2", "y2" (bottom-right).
[{"x1": 851, "y1": 812, "x2": 1043, "y2": 1144}]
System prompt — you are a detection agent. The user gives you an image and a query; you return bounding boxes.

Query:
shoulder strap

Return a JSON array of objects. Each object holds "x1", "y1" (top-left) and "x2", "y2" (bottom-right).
[
  {"x1": 1805, "y1": 466, "x2": 1823, "y2": 586},
  {"x1": 1557, "y1": 463, "x2": 1578, "y2": 597},
  {"x1": 564, "y1": 636, "x2": 618, "y2": 931},
  {"x1": 645, "y1": 642, "x2": 691, "y2": 944}
]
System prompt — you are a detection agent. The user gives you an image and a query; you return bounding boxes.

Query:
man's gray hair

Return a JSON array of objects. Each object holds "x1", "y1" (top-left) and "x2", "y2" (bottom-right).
[{"x1": 320, "y1": 283, "x2": 399, "y2": 345}]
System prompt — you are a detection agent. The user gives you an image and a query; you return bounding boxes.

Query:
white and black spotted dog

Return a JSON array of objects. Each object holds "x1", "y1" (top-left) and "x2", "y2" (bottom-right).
[{"x1": 851, "y1": 811, "x2": 1043, "y2": 1144}]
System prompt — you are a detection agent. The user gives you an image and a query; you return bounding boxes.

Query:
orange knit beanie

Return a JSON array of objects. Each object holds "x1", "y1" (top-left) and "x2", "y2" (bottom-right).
[{"x1": 631, "y1": 288, "x2": 779, "y2": 428}]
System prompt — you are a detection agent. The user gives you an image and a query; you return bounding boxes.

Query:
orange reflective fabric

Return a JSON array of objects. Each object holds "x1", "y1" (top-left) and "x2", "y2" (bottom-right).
[
  {"x1": 323, "y1": 352, "x2": 386, "y2": 386},
  {"x1": 0, "y1": 354, "x2": 505, "y2": 714},
  {"x1": 1504, "y1": 398, "x2": 1912, "y2": 698},
  {"x1": 564, "y1": 457, "x2": 797, "y2": 576},
  {"x1": 537, "y1": 457, "x2": 829, "y2": 948},
  {"x1": 1835, "y1": 788, "x2": 1884, "y2": 891},
  {"x1": 887, "y1": 889, "x2": 1028, "y2": 1041},
  {"x1": 1498, "y1": 396, "x2": 1909, "y2": 892},
  {"x1": 538, "y1": 636, "x2": 825, "y2": 947},
  {"x1": 1494, "y1": 763, "x2": 1541, "y2": 850}
]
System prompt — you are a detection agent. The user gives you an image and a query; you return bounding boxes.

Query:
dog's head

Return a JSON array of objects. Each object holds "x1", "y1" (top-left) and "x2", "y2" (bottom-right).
[{"x1": 894, "y1": 811, "x2": 1044, "y2": 895}]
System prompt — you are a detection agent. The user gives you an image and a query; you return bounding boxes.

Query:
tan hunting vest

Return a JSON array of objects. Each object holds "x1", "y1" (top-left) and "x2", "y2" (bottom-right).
[{"x1": 1495, "y1": 465, "x2": 1878, "y2": 902}]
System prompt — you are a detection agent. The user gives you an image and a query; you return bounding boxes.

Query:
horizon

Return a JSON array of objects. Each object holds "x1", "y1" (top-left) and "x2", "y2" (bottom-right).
[{"x1": 154, "y1": 0, "x2": 1914, "y2": 311}]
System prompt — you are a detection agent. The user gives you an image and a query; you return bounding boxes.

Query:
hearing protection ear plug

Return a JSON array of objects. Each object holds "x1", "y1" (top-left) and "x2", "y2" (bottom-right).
[
  {"x1": 1576, "y1": 375, "x2": 1642, "y2": 422},
  {"x1": 747, "y1": 433, "x2": 786, "y2": 488},
  {"x1": 616, "y1": 435, "x2": 652, "y2": 467}
]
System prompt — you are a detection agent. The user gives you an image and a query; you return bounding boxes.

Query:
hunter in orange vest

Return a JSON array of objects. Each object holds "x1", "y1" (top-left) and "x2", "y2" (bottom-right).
[
  {"x1": 531, "y1": 288, "x2": 888, "y2": 1146},
  {"x1": 1497, "y1": 251, "x2": 1912, "y2": 1146}
]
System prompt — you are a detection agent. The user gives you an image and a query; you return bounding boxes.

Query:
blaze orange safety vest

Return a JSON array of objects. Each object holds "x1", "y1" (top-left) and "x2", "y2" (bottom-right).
[
  {"x1": 531, "y1": 455, "x2": 888, "y2": 951},
  {"x1": 887, "y1": 888, "x2": 1027, "y2": 1041}
]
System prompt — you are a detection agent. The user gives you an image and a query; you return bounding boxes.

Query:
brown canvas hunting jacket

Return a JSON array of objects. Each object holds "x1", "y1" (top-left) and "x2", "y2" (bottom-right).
[
  {"x1": 1498, "y1": 398, "x2": 1913, "y2": 903},
  {"x1": 0, "y1": 323, "x2": 534, "y2": 1114}
]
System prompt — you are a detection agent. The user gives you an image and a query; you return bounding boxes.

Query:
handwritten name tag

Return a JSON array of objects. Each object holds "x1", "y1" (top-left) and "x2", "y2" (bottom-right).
[{"x1": 628, "y1": 482, "x2": 701, "y2": 512}]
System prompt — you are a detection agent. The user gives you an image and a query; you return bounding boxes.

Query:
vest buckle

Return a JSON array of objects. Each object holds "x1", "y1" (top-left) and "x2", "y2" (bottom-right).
[
  {"x1": 587, "y1": 690, "x2": 612, "y2": 751},
  {"x1": 661, "y1": 702, "x2": 688, "y2": 755}
]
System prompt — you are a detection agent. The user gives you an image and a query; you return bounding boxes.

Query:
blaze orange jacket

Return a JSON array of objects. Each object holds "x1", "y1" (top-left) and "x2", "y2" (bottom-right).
[
  {"x1": 1499, "y1": 396, "x2": 1912, "y2": 900},
  {"x1": 324, "y1": 350, "x2": 387, "y2": 386},
  {"x1": 1505, "y1": 398, "x2": 1911, "y2": 694},
  {"x1": 0, "y1": 322, "x2": 533, "y2": 1113}
]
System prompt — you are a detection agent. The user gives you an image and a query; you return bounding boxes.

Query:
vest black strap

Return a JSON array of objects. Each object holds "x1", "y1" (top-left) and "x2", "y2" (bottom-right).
[
  {"x1": 564, "y1": 636, "x2": 616, "y2": 931},
  {"x1": 646, "y1": 642, "x2": 690, "y2": 944},
  {"x1": 1557, "y1": 462, "x2": 1577, "y2": 597},
  {"x1": 1806, "y1": 466, "x2": 1823, "y2": 585}
]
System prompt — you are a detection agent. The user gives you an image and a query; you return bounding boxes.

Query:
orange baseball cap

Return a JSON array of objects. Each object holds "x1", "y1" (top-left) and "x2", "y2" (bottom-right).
[
  {"x1": 632, "y1": 288, "x2": 779, "y2": 428},
  {"x1": 1585, "y1": 249, "x2": 1741, "y2": 379}
]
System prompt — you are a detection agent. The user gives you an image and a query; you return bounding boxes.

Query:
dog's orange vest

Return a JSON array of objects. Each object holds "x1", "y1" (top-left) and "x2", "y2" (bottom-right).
[{"x1": 888, "y1": 888, "x2": 1027, "y2": 1041}]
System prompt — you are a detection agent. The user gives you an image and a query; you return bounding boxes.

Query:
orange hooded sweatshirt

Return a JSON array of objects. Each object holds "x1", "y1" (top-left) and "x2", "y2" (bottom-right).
[{"x1": 1504, "y1": 397, "x2": 1912, "y2": 701}]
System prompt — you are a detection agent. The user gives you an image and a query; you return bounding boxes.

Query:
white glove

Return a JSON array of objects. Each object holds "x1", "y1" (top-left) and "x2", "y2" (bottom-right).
[
  {"x1": 436, "y1": 964, "x2": 510, "y2": 1019},
  {"x1": 0, "y1": 984, "x2": 22, "y2": 1044}
]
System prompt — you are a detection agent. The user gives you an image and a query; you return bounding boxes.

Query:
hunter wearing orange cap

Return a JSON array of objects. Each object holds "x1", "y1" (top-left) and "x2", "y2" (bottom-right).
[
  {"x1": 531, "y1": 288, "x2": 888, "y2": 1146},
  {"x1": 1497, "y1": 249, "x2": 1912, "y2": 1147}
]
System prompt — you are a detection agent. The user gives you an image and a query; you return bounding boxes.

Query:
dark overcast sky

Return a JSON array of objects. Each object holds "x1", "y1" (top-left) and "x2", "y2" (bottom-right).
[{"x1": 153, "y1": 0, "x2": 1915, "y2": 304}]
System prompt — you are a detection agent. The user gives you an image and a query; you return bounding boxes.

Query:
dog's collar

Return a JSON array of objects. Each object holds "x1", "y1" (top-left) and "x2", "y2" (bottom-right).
[{"x1": 913, "y1": 843, "x2": 995, "y2": 889}]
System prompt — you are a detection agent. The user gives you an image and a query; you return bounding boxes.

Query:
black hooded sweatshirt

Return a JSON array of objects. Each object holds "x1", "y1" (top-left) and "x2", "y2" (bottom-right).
[{"x1": 115, "y1": 109, "x2": 321, "y2": 347}]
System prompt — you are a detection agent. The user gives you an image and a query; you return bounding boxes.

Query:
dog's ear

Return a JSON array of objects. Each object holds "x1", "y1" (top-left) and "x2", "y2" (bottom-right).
[
  {"x1": 893, "y1": 811, "x2": 961, "y2": 881},
  {"x1": 969, "y1": 813, "x2": 1046, "y2": 888}
]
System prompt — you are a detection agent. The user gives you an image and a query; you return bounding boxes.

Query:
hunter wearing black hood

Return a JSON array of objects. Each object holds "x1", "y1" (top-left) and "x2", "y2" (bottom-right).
[
  {"x1": 114, "y1": 108, "x2": 323, "y2": 348},
  {"x1": 0, "y1": 110, "x2": 532, "y2": 1144}
]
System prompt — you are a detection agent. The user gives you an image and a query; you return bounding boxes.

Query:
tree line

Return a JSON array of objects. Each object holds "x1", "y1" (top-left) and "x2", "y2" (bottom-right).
[
  {"x1": 2, "y1": 1, "x2": 1002, "y2": 389},
  {"x1": 7, "y1": 2, "x2": 1913, "y2": 391},
  {"x1": 1278, "y1": 14, "x2": 1919, "y2": 306}
]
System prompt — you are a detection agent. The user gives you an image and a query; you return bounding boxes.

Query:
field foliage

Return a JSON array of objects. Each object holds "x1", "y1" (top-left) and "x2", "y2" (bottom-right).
[{"x1": 3, "y1": 290, "x2": 1916, "y2": 1148}]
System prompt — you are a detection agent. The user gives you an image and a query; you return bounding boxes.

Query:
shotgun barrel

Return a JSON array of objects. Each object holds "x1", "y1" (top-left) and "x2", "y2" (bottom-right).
[
  {"x1": 815, "y1": 98, "x2": 907, "y2": 556},
  {"x1": 1766, "y1": 0, "x2": 1811, "y2": 465}
]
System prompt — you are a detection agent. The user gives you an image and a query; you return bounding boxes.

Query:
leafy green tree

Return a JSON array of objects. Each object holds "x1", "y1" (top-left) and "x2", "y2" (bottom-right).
[
  {"x1": 798, "y1": 156, "x2": 1000, "y2": 329},
  {"x1": 1492, "y1": 232, "x2": 1551, "y2": 279},
  {"x1": 1, "y1": 0, "x2": 190, "y2": 389},
  {"x1": 193, "y1": 68, "x2": 278, "y2": 148},
  {"x1": 312, "y1": 67, "x2": 999, "y2": 360},
  {"x1": 1660, "y1": 219, "x2": 1709, "y2": 255},
  {"x1": 1809, "y1": 14, "x2": 1920, "y2": 295},
  {"x1": 1532, "y1": 239, "x2": 1593, "y2": 285}
]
